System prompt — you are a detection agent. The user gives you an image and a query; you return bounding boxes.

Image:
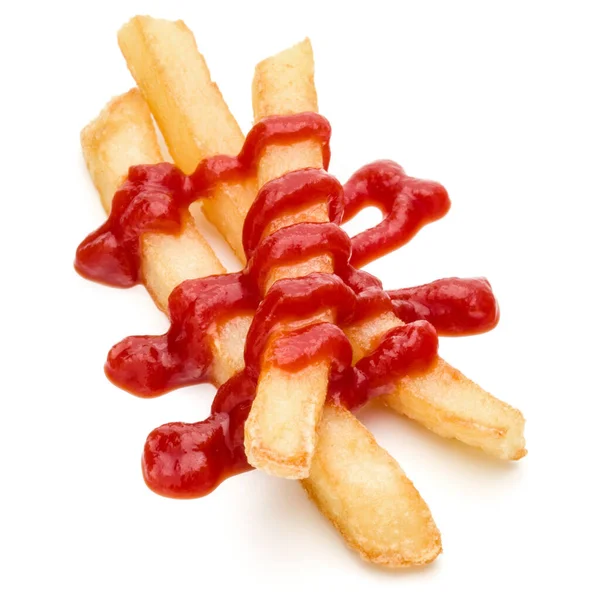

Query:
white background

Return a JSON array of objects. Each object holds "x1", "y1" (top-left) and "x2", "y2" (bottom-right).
[{"x1": 2, "y1": 1, "x2": 599, "y2": 598}]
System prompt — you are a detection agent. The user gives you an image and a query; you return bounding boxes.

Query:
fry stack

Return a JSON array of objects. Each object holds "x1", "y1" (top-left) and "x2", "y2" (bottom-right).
[{"x1": 78, "y1": 16, "x2": 526, "y2": 568}]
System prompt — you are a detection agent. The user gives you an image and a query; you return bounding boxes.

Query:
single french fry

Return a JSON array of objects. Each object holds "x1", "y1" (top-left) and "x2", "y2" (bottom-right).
[
  {"x1": 118, "y1": 17, "x2": 253, "y2": 261},
  {"x1": 244, "y1": 39, "x2": 335, "y2": 478},
  {"x1": 120, "y1": 21, "x2": 525, "y2": 461},
  {"x1": 80, "y1": 89, "x2": 225, "y2": 312},
  {"x1": 344, "y1": 313, "x2": 526, "y2": 459},
  {"x1": 83, "y1": 87, "x2": 441, "y2": 567},
  {"x1": 305, "y1": 403, "x2": 441, "y2": 567}
]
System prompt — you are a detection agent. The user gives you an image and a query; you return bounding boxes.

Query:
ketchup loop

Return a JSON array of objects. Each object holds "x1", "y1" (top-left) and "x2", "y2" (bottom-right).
[
  {"x1": 342, "y1": 160, "x2": 451, "y2": 268},
  {"x1": 245, "y1": 222, "x2": 351, "y2": 292}
]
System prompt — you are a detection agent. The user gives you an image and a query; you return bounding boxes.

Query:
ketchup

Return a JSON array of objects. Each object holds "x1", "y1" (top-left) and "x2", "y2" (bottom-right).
[
  {"x1": 388, "y1": 277, "x2": 499, "y2": 336},
  {"x1": 341, "y1": 160, "x2": 450, "y2": 268},
  {"x1": 76, "y1": 112, "x2": 499, "y2": 499}
]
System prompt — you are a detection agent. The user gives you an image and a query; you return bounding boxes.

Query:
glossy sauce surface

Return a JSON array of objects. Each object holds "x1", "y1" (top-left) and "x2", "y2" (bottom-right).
[
  {"x1": 76, "y1": 112, "x2": 499, "y2": 498},
  {"x1": 388, "y1": 277, "x2": 499, "y2": 336}
]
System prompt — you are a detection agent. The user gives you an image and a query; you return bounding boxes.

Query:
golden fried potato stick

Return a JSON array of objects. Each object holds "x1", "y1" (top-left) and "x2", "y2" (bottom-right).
[
  {"x1": 305, "y1": 403, "x2": 441, "y2": 566},
  {"x1": 81, "y1": 89, "x2": 225, "y2": 312},
  {"x1": 244, "y1": 42, "x2": 338, "y2": 478},
  {"x1": 345, "y1": 314, "x2": 527, "y2": 459},
  {"x1": 119, "y1": 17, "x2": 526, "y2": 461},
  {"x1": 82, "y1": 88, "x2": 442, "y2": 567},
  {"x1": 117, "y1": 16, "x2": 253, "y2": 261}
]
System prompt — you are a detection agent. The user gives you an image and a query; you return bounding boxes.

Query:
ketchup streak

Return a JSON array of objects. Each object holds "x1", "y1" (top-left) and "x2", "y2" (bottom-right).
[{"x1": 75, "y1": 112, "x2": 499, "y2": 499}]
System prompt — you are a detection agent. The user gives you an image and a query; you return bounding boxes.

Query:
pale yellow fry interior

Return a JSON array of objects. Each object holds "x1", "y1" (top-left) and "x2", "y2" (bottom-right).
[{"x1": 82, "y1": 80, "x2": 441, "y2": 568}]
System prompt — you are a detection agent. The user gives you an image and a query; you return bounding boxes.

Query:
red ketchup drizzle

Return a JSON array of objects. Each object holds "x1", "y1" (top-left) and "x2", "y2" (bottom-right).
[
  {"x1": 106, "y1": 273, "x2": 258, "y2": 396},
  {"x1": 342, "y1": 160, "x2": 451, "y2": 268},
  {"x1": 75, "y1": 114, "x2": 332, "y2": 287},
  {"x1": 143, "y1": 372, "x2": 256, "y2": 498},
  {"x1": 388, "y1": 277, "x2": 500, "y2": 336},
  {"x1": 75, "y1": 164, "x2": 193, "y2": 286},
  {"x1": 75, "y1": 112, "x2": 499, "y2": 499}
]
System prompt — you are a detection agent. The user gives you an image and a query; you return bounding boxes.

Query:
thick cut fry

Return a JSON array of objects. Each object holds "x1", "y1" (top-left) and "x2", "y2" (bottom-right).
[
  {"x1": 344, "y1": 314, "x2": 526, "y2": 460},
  {"x1": 81, "y1": 89, "x2": 248, "y2": 380},
  {"x1": 244, "y1": 40, "x2": 335, "y2": 478},
  {"x1": 80, "y1": 89, "x2": 224, "y2": 312},
  {"x1": 305, "y1": 404, "x2": 441, "y2": 567},
  {"x1": 117, "y1": 19, "x2": 243, "y2": 168},
  {"x1": 121, "y1": 21, "x2": 526, "y2": 461},
  {"x1": 84, "y1": 87, "x2": 441, "y2": 567}
]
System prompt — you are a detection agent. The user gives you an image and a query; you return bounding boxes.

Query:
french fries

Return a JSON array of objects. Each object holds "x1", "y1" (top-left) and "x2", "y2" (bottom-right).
[
  {"x1": 120, "y1": 19, "x2": 336, "y2": 478},
  {"x1": 118, "y1": 16, "x2": 526, "y2": 461},
  {"x1": 82, "y1": 88, "x2": 441, "y2": 567}
]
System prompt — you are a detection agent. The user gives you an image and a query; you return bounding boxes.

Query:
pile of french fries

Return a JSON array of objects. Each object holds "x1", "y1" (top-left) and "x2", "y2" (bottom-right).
[{"x1": 80, "y1": 16, "x2": 526, "y2": 568}]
